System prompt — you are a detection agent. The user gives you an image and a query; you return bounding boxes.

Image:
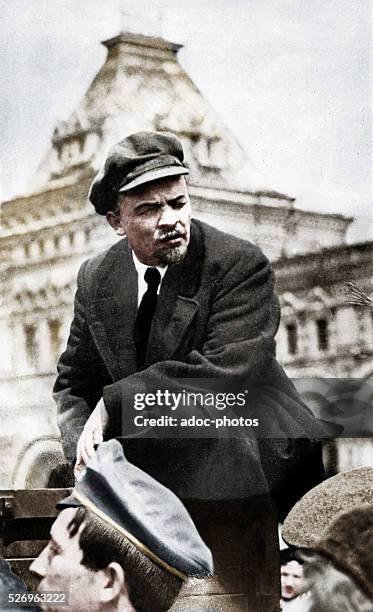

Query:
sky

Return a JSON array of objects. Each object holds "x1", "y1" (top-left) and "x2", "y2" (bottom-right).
[{"x1": 1, "y1": 0, "x2": 371, "y2": 241}]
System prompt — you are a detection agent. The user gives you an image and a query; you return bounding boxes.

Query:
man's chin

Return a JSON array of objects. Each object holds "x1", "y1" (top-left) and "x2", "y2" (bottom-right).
[{"x1": 155, "y1": 244, "x2": 188, "y2": 265}]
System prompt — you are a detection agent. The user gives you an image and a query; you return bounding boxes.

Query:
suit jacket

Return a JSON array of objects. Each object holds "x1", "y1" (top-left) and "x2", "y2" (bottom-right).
[{"x1": 54, "y1": 220, "x2": 324, "y2": 510}]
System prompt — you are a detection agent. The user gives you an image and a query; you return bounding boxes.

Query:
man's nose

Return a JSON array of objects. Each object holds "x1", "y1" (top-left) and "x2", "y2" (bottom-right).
[
  {"x1": 29, "y1": 547, "x2": 48, "y2": 578},
  {"x1": 158, "y1": 205, "x2": 179, "y2": 227}
]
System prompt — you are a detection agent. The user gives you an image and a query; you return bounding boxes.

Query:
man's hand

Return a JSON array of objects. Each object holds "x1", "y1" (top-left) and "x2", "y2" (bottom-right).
[{"x1": 74, "y1": 398, "x2": 109, "y2": 476}]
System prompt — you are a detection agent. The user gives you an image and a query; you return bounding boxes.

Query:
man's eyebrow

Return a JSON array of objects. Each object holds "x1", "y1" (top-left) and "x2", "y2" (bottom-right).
[
  {"x1": 133, "y1": 200, "x2": 159, "y2": 208},
  {"x1": 167, "y1": 194, "x2": 188, "y2": 203}
]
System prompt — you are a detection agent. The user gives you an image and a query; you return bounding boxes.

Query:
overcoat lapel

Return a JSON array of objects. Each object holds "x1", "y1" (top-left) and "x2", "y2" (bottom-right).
[{"x1": 88, "y1": 239, "x2": 138, "y2": 381}]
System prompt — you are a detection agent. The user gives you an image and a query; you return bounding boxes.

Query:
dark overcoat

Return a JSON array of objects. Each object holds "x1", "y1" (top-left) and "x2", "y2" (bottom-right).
[{"x1": 54, "y1": 219, "x2": 324, "y2": 514}]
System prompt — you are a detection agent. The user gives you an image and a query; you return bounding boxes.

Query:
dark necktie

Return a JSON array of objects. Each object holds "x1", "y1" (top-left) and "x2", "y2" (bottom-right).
[{"x1": 135, "y1": 267, "x2": 161, "y2": 368}]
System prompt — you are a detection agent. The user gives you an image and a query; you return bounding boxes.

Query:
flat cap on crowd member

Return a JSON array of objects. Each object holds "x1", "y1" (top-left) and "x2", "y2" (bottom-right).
[
  {"x1": 282, "y1": 467, "x2": 373, "y2": 548},
  {"x1": 58, "y1": 439, "x2": 213, "y2": 579},
  {"x1": 30, "y1": 440, "x2": 212, "y2": 612},
  {"x1": 89, "y1": 131, "x2": 189, "y2": 215}
]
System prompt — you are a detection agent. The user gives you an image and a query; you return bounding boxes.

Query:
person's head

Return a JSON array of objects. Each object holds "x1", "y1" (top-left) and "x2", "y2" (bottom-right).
[
  {"x1": 89, "y1": 131, "x2": 192, "y2": 266},
  {"x1": 298, "y1": 551, "x2": 373, "y2": 612},
  {"x1": 106, "y1": 174, "x2": 191, "y2": 266},
  {"x1": 30, "y1": 506, "x2": 182, "y2": 612},
  {"x1": 302, "y1": 504, "x2": 373, "y2": 611},
  {"x1": 283, "y1": 505, "x2": 373, "y2": 611},
  {"x1": 30, "y1": 440, "x2": 213, "y2": 612},
  {"x1": 280, "y1": 548, "x2": 303, "y2": 601}
]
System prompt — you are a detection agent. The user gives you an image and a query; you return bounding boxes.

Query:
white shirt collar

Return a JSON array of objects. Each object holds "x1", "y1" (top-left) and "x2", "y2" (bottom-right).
[{"x1": 131, "y1": 251, "x2": 168, "y2": 306}]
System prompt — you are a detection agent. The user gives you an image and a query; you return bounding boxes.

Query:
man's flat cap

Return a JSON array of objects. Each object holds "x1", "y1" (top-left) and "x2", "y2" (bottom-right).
[
  {"x1": 282, "y1": 467, "x2": 373, "y2": 548},
  {"x1": 89, "y1": 131, "x2": 189, "y2": 214},
  {"x1": 57, "y1": 440, "x2": 213, "y2": 580},
  {"x1": 312, "y1": 505, "x2": 373, "y2": 600}
]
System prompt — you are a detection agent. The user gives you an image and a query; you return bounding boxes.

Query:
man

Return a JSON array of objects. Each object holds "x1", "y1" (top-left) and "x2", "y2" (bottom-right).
[
  {"x1": 292, "y1": 507, "x2": 373, "y2": 611},
  {"x1": 280, "y1": 548, "x2": 303, "y2": 610},
  {"x1": 30, "y1": 440, "x2": 213, "y2": 612},
  {"x1": 54, "y1": 130, "x2": 324, "y2": 511},
  {"x1": 282, "y1": 468, "x2": 373, "y2": 611}
]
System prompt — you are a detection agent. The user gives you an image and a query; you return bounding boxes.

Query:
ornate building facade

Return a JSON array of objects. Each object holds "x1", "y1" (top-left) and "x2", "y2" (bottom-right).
[
  {"x1": 275, "y1": 241, "x2": 373, "y2": 379},
  {"x1": 275, "y1": 242, "x2": 373, "y2": 476},
  {"x1": 0, "y1": 32, "x2": 371, "y2": 488}
]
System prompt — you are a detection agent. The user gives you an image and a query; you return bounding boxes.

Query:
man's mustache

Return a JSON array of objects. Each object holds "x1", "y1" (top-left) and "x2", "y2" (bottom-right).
[{"x1": 156, "y1": 225, "x2": 186, "y2": 242}]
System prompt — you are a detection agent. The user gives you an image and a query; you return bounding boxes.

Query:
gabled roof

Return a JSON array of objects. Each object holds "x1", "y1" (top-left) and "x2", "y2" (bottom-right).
[{"x1": 29, "y1": 31, "x2": 278, "y2": 198}]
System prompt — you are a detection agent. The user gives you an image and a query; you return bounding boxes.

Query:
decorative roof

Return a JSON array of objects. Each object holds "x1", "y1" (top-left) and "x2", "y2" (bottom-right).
[{"x1": 29, "y1": 31, "x2": 275, "y2": 197}]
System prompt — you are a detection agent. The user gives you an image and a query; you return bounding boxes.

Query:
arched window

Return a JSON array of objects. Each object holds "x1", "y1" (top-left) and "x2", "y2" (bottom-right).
[
  {"x1": 49, "y1": 319, "x2": 61, "y2": 360},
  {"x1": 24, "y1": 323, "x2": 37, "y2": 367},
  {"x1": 316, "y1": 318, "x2": 329, "y2": 351},
  {"x1": 286, "y1": 322, "x2": 298, "y2": 355}
]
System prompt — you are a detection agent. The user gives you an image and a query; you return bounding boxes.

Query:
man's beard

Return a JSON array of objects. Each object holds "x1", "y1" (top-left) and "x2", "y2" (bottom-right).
[{"x1": 154, "y1": 244, "x2": 188, "y2": 265}]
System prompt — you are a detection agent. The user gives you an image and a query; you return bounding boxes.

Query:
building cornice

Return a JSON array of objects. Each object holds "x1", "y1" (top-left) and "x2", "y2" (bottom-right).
[
  {"x1": 102, "y1": 31, "x2": 183, "y2": 54},
  {"x1": 274, "y1": 241, "x2": 373, "y2": 291}
]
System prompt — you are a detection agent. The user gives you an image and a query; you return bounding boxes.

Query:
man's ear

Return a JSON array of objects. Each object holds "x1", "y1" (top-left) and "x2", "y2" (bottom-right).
[
  {"x1": 106, "y1": 211, "x2": 126, "y2": 236},
  {"x1": 98, "y1": 562, "x2": 128, "y2": 604}
]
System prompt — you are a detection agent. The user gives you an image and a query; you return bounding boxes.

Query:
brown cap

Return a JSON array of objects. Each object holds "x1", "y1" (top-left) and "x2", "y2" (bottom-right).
[
  {"x1": 89, "y1": 131, "x2": 189, "y2": 215},
  {"x1": 282, "y1": 467, "x2": 373, "y2": 548}
]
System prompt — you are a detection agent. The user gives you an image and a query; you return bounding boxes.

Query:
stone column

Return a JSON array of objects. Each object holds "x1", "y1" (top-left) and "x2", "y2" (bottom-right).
[
  {"x1": 12, "y1": 320, "x2": 28, "y2": 375},
  {"x1": 36, "y1": 318, "x2": 52, "y2": 373}
]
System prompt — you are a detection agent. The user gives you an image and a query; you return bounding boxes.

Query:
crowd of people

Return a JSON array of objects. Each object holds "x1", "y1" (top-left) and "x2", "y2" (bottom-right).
[{"x1": 2, "y1": 459, "x2": 373, "y2": 611}]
